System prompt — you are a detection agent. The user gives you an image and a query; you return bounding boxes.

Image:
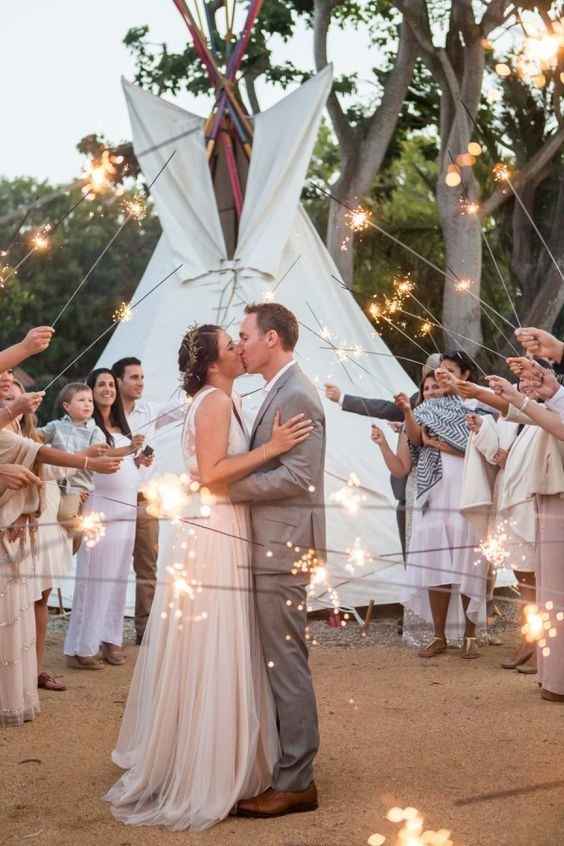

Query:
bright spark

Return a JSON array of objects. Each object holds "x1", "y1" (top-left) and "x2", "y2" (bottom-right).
[
  {"x1": 142, "y1": 473, "x2": 191, "y2": 521},
  {"x1": 123, "y1": 196, "x2": 146, "y2": 221},
  {"x1": 492, "y1": 163, "x2": 511, "y2": 183},
  {"x1": 77, "y1": 511, "x2": 106, "y2": 548},
  {"x1": 113, "y1": 301, "x2": 133, "y2": 323},
  {"x1": 346, "y1": 205, "x2": 372, "y2": 233}
]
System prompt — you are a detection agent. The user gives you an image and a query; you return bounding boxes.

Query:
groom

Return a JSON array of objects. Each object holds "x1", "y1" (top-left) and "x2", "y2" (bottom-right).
[{"x1": 230, "y1": 302, "x2": 325, "y2": 818}]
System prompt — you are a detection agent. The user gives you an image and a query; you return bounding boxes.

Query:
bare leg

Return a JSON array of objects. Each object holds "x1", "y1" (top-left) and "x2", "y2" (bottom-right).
[
  {"x1": 502, "y1": 571, "x2": 536, "y2": 668},
  {"x1": 34, "y1": 589, "x2": 51, "y2": 674},
  {"x1": 428, "y1": 586, "x2": 451, "y2": 639},
  {"x1": 461, "y1": 594, "x2": 476, "y2": 638}
]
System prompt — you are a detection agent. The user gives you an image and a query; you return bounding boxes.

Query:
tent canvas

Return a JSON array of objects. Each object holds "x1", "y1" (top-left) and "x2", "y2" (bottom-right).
[{"x1": 58, "y1": 67, "x2": 417, "y2": 614}]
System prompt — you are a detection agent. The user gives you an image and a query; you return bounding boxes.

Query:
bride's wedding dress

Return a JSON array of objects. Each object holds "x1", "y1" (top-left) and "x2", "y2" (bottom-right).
[{"x1": 105, "y1": 386, "x2": 279, "y2": 830}]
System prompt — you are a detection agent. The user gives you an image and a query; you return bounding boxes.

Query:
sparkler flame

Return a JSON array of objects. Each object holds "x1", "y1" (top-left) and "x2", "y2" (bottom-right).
[
  {"x1": 113, "y1": 301, "x2": 133, "y2": 323},
  {"x1": 83, "y1": 150, "x2": 118, "y2": 194},
  {"x1": 478, "y1": 522, "x2": 511, "y2": 570},
  {"x1": 346, "y1": 205, "x2": 373, "y2": 233},
  {"x1": 331, "y1": 473, "x2": 367, "y2": 515},
  {"x1": 458, "y1": 197, "x2": 480, "y2": 216},
  {"x1": 30, "y1": 225, "x2": 51, "y2": 251},
  {"x1": 454, "y1": 278, "x2": 473, "y2": 293},
  {"x1": 492, "y1": 163, "x2": 511, "y2": 183},
  {"x1": 142, "y1": 473, "x2": 191, "y2": 521},
  {"x1": 369, "y1": 805, "x2": 455, "y2": 846},
  {"x1": 77, "y1": 511, "x2": 106, "y2": 548},
  {"x1": 123, "y1": 195, "x2": 147, "y2": 221},
  {"x1": 418, "y1": 320, "x2": 433, "y2": 337},
  {"x1": 0, "y1": 264, "x2": 16, "y2": 288}
]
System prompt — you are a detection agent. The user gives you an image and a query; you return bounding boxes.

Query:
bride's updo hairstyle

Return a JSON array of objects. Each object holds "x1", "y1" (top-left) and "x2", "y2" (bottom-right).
[{"x1": 178, "y1": 324, "x2": 221, "y2": 396}]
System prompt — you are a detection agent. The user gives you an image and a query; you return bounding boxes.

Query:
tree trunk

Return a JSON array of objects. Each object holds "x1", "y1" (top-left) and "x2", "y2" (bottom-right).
[{"x1": 436, "y1": 177, "x2": 483, "y2": 351}]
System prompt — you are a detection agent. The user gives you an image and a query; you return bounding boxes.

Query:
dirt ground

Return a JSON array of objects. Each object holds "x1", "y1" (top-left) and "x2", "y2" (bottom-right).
[{"x1": 2, "y1": 612, "x2": 564, "y2": 846}]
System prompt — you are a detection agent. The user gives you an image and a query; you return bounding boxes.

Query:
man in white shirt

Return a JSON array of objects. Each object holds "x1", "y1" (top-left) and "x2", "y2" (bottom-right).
[{"x1": 112, "y1": 356, "x2": 185, "y2": 644}]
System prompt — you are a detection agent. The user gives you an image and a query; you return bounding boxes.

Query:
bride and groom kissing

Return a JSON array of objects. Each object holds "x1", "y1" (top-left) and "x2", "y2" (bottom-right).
[{"x1": 105, "y1": 301, "x2": 326, "y2": 831}]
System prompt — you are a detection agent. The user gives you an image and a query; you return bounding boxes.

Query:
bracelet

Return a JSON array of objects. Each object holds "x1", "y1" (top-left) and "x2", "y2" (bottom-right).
[
  {"x1": 82, "y1": 456, "x2": 89, "y2": 471},
  {"x1": 519, "y1": 396, "x2": 530, "y2": 413}
]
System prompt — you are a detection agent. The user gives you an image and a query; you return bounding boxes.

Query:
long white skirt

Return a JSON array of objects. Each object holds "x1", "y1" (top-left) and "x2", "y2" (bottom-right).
[
  {"x1": 34, "y1": 480, "x2": 73, "y2": 598},
  {"x1": 0, "y1": 542, "x2": 39, "y2": 727},
  {"x1": 105, "y1": 500, "x2": 279, "y2": 831},
  {"x1": 402, "y1": 453, "x2": 487, "y2": 642},
  {"x1": 64, "y1": 457, "x2": 139, "y2": 657}
]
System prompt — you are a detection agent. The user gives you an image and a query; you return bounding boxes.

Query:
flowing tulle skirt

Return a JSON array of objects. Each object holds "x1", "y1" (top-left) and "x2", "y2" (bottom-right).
[{"x1": 105, "y1": 500, "x2": 278, "y2": 831}]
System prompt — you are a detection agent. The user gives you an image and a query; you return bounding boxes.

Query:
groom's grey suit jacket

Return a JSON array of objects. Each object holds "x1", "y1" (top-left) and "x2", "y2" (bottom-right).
[{"x1": 230, "y1": 363, "x2": 326, "y2": 576}]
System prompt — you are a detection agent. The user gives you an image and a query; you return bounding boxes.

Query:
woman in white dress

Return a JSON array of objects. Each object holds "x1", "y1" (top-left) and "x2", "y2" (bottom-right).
[
  {"x1": 372, "y1": 366, "x2": 488, "y2": 658},
  {"x1": 105, "y1": 324, "x2": 313, "y2": 831},
  {"x1": 64, "y1": 369, "x2": 142, "y2": 668}
]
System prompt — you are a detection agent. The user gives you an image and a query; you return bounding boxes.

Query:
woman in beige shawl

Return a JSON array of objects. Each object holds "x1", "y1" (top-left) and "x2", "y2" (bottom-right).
[{"x1": 0, "y1": 428, "x2": 120, "y2": 726}]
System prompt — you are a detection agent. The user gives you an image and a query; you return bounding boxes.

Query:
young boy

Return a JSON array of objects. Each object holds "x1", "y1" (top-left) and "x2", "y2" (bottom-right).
[{"x1": 38, "y1": 382, "x2": 107, "y2": 506}]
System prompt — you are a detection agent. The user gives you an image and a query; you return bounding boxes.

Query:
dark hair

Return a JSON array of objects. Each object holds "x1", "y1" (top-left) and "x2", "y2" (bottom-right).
[
  {"x1": 244, "y1": 302, "x2": 298, "y2": 351},
  {"x1": 86, "y1": 368, "x2": 131, "y2": 446},
  {"x1": 112, "y1": 356, "x2": 142, "y2": 381},
  {"x1": 441, "y1": 349, "x2": 475, "y2": 380},
  {"x1": 57, "y1": 381, "x2": 91, "y2": 413},
  {"x1": 418, "y1": 370, "x2": 437, "y2": 406},
  {"x1": 178, "y1": 325, "x2": 220, "y2": 397}
]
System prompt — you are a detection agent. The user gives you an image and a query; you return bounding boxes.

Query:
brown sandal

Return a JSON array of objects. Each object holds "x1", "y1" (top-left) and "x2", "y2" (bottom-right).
[
  {"x1": 461, "y1": 637, "x2": 480, "y2": 659},
  {"x1": 38, "y1": 672, "x2": 67, "y2": 691},
  {"x1": 101, "y1": 643, "x2": 126, "y2": 665},
  {"x1": 418, "y1": 636, "x2": 447, "y2": 658}
]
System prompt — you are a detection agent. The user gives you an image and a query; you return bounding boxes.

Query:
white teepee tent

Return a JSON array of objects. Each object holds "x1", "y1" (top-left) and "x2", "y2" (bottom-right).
[{"x1": 93, "y1": 66, "x2": 417, "y2": 614}]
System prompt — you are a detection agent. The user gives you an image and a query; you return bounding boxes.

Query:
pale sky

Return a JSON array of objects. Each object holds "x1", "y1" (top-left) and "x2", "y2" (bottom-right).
[{"x1": 1, "y1": 1, "x2": 380, "y2": 185}]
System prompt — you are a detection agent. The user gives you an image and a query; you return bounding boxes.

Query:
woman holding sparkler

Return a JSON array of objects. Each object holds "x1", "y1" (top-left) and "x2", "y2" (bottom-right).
[
  {"x1": 64, "y1": 369, "x2": 144, "y2": 669},
  {"x1": 373, "y1": 357, "x2": 488, "y2": 659}
]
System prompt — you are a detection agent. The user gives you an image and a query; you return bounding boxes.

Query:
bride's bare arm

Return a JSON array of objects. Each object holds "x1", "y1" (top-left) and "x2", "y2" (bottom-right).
[{"x1": 195, "y1": 390, "x2": 313, "y2": 487}]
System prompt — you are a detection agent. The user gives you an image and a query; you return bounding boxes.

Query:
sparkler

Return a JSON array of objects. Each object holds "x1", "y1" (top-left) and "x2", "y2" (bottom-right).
[
  {"x1": 331, "y1": 473, "x2": 367, "y2": 516},
  {"x1": 43, "y1": 263, "x2": 183, "y2": 391},
  {"x1": 477, "y1": 521, "x2": 512, "y2": 571},
  {"x1": 82, "y1": 150, "x2": 119, "y2": 194},
  {"x1": 490, "y1": 158, "x2": 564, "y2": 285},
  {"x1": 369, "y1": 297, "x2": 436, "y2": 358},
  {"x1": 346, "y1": 538, "x2": 371, "y2": 573},
  {"x1": 77, "y1": 512, "x2": 106, "y2": 548},
  {"x1": 368, "y1": 806, "x2": 454, "y2": 846},
  {"x1": 112, "y1": 301, "x2": 133, "y2": 323},
  {"x1": 123, "y1": 195, "x2": 147, "y2": 222},
  {"x1": 522, "y1": 601, "x2": 563, "y2": 658},
  {"x1": 0, "y1": 264, "x2": 16, "y2": 289},
  {"x1": 30, "y1": 225, "x2": 52, "y2": 251},
  {"x1": 142, "y1": 473, "x2": 191, "y2": 521},
  {"x1": 51, "y1": 151, "x2": 175, "y2": 328},
  {"x1": 346, "y1": 205, "x2": 372, "y2": 233}
]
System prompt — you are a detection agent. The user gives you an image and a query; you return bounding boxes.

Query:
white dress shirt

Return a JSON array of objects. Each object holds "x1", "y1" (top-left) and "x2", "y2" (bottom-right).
[
  {"x1": 263, "y1": 359, "x2": 296, "y2": 393},
  {"x1": 126, "y1": 396, "x2": 188, "y2": 480}
]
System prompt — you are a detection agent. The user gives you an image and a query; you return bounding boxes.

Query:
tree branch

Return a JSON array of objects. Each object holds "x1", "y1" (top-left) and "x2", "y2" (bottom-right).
[{"x1": 313, "y1": 0, "x2": 354, "y2": 154}]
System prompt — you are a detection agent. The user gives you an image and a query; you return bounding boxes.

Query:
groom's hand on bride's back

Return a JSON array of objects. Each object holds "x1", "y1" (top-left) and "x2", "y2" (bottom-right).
[{"x1": 269, "y1": 411, "x2": 314, "y2": 456}]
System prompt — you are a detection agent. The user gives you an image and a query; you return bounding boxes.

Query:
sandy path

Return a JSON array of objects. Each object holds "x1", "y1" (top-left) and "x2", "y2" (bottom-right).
[{"x1": 2, "y1": 625, "x2": 563, "y2": 846}]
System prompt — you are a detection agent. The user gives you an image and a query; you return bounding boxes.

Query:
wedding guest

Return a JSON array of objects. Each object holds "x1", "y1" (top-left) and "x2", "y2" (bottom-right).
[
  {"x1": 0, "y1": 424, "x2": 120, "y2": 726},
  {"x1": 112, "y1": 357, "x2": 183, "y2": 644},
  {"x1": 64, "y1": 369, "x2": 144, "y2": 669},
  {"x1": 6, "y1": 380, "x2": 72, "y2": 692},
  {"x1": 325, "y1": 352, "x2": 441, "y2": 558},
  {"x1": 389, "y1": 368, "x2": 487, "y2": 658},
  {"x1": 488, "y1": 359, "x2": 564, "y2": 702},
  {"x1": 462, "y1": 393, "x2": 539, "y2": 673}
]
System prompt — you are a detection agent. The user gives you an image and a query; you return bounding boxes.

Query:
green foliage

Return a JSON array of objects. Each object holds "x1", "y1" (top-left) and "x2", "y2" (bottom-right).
[{"x1": 0, "y1": 177, "x2": 161, "y2": 413}]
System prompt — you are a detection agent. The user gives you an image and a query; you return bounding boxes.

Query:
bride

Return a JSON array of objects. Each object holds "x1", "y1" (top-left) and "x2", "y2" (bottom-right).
[{"x1": 105, "y1": 323, "x2": 313, "y2": 831}]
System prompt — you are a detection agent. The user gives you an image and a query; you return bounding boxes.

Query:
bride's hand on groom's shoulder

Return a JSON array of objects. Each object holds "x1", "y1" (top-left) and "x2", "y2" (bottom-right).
[{"x1": 269, "y1": 411, "x2": 314, "y2": 457}]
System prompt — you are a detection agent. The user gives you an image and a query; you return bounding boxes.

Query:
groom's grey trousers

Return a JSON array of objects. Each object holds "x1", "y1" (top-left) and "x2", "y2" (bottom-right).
[{"x1": 230, "y1": 364, "x2": 325, "y2": 792}]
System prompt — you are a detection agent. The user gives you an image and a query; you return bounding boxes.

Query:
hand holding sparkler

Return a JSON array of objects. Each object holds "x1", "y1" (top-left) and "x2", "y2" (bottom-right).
[
  {"x1": 514, "y1": 327, "x2": 564, "y2": 364},
  {"x1": 435, "y1": 367, "x2": 458, "y2": 393},
  {"x1": 0, "y1": 464, "x2": 42, "y2": 491},
  {"x1": 6, "y1": 391, "x2": 45, "y2": 418},
  {"x1": 78, "y1": 444, "x2": 111, "y2": 458},
  {"x1": 393, "y1": 392, "x2": 411, "y2": 413},
  {"x1": 87, "y1": 455, "x2": 123, "y2": 474},
  {"x1": 509, "y1": 358, "x2": 560, "y2": 401},
  {"x1": 486, "y1": 375, "x2": 521, "y2": 405},
  {"x1": 370, "y1": 424, "x2": 386, "y2": 446},
  {"x1": 21, "y1": 326, "x2": 55, "y2": 357},
  {"x1": 324, "y1": 383, "x2": 342, "y2": 403}
]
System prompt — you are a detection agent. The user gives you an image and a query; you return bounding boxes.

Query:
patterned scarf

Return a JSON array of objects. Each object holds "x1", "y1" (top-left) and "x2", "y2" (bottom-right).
[{"x1": 409, "y1": 395, "x2": 471, "y2": 503}]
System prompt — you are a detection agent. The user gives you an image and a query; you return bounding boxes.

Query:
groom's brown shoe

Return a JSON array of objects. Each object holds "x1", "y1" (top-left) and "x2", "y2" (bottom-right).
[{"x1": 237, "y1": 783, "x2": 318, "y2": 818}]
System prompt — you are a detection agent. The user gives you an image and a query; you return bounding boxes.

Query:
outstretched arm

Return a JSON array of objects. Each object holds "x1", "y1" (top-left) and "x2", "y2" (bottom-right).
[
  {"x1": 229, "y1": 392, "x2": 324, "y2": 503},
  {"x1": 371, "y1": 427, "x2": 412, "y2": 478}
]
